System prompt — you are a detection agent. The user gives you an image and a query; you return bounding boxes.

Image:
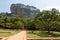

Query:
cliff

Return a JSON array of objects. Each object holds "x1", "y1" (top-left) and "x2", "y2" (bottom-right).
[{"x1": 10, "y1": 3, "x2": 40, "y2": 17}]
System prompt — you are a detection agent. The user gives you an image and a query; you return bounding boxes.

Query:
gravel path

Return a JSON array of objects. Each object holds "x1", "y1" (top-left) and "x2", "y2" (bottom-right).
[{"x1": 2, "y1": 30, "x2": 26, "y2": 40}]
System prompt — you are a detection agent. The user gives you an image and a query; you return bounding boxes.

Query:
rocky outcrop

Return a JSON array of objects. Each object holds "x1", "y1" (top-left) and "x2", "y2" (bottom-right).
[{"x1": 10, "y1": 3, "x2": 40, "y2": 17}]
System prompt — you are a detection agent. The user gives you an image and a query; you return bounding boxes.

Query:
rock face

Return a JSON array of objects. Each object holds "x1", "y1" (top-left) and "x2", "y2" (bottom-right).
[{"x1": 10, "y1": 3, "x2": 40, "y2": 17}]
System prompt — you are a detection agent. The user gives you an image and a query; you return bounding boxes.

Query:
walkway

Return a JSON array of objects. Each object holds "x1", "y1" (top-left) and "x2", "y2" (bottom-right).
[{"x1": 2, "y1": 30, "x2": 26, "y2": 40}]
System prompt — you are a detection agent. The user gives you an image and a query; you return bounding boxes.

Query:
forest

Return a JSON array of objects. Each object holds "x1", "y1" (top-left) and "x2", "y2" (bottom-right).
[{"x1": 0, "y1": 8, "x2": 60, "y2": 34}]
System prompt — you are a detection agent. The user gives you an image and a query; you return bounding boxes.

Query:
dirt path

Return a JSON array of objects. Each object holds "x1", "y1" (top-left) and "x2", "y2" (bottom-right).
[{"x1": 2, "y1": 30, "x2": 27, "y2": 40}]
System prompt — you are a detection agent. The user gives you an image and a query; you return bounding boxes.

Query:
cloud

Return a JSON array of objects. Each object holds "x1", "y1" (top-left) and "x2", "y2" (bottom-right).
[{"x1": 40, "y1": 6, "x2": 60, "y2": 11}]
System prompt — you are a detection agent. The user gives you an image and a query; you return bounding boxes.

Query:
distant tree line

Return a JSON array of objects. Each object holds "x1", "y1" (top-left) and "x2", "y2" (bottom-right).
[{"x1": 0, "y1": 8, "x2": 60, "y2": 33}]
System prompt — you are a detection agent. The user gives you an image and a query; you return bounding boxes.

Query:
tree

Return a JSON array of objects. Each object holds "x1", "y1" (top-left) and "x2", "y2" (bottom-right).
[{"x1": 35, "y1": 8, "x2": 60, "y2": 33}]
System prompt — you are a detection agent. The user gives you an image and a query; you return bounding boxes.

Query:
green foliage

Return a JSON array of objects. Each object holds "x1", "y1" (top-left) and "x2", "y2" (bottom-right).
[
  {"x1": 0, "y1": 13, "x2": 25, "y2": 29},
  {"x1": 0, "y1": 8, "x2": 60, "y2": 31},
  {"x1": 34, "y1": 8, "x2": 60, "y2": 33}
]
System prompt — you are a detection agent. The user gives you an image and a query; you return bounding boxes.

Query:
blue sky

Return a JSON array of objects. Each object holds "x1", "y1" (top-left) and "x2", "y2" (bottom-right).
[{"x1": 0, "y1": 0, "x2": 60, "y2": 13}]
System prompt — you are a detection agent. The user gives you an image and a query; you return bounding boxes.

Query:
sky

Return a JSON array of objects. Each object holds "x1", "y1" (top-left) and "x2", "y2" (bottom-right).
[{"x1": 0, "y1": 0, "x2": 60, "y2": 13}]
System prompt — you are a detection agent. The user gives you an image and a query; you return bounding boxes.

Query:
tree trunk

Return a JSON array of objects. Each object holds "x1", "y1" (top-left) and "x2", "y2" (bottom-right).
[
  {"x1": 47, "y1": 28, "x2": 50, "y2": 33},
  {"x1": 32, "y1": 30, "x2": 34, "y2": 33}
]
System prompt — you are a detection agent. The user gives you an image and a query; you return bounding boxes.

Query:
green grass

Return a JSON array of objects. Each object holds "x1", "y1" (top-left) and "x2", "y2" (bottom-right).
[
  {"x1": 27, "y1": 30, "x2": 60, "y2": 38},
  {"x1": 0, "y1": 29, "x2": 60, "y2": 38},
  {"x1": 0, "y1": 29, "x2": 21, "y2": 38}
]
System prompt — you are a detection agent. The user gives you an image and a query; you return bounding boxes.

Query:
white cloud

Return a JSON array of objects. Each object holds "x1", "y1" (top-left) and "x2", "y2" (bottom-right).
[{"x1": 40, "y1": 6, "x2": 60, "y2": 11}]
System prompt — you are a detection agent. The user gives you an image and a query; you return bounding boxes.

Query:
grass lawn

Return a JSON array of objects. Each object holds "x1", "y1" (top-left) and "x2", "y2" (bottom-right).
[
  {"x1": 0, "y1": 29, "x2": 21, "y2": 38},
  {"x1": 27, "y1": 30, "x2": 60, "y2": 38}
]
